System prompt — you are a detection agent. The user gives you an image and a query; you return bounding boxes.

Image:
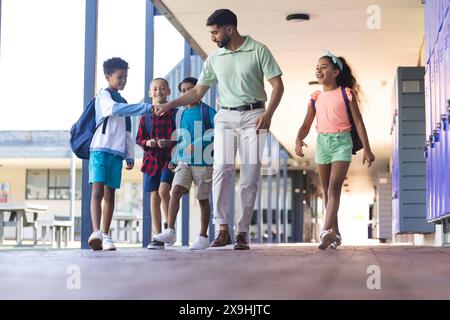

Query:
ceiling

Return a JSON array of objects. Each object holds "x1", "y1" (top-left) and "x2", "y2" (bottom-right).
[{"x1": 155, "y1": 0, "x2": 425, "y2": 194}]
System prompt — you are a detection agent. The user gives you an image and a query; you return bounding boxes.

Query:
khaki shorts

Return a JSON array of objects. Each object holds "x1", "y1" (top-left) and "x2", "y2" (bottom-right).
[{"x1": 172, "y1": 163, "x2": 213, "y2": 200}]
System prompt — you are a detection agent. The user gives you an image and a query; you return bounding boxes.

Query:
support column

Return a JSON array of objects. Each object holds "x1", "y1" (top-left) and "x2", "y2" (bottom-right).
[
  {"x1": 81, "y1": 0, "x2": 98, "y2": 249},
  {"x1": 142, "y1": 0, "x2": 155, "y2": 247}
]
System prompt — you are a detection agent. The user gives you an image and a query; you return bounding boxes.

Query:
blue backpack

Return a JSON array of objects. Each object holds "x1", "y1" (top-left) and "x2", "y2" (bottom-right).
[
  {"x1": 70, "y1": 88, "x2": 131, "y2": 159},
  {"x1": 173, "y1": 102, "x2": 213, "y2": 142}
]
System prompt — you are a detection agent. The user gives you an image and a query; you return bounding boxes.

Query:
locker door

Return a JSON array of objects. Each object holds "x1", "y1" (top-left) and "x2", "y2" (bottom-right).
[
  {"x1": 437, "y1": 33, "x2": 444, "y2": 219},
  {"x1": 443, "y1": 15, "x2": 450, "y2": 216},
  {"x1": 424, "y1": 66, "x2": 432, "y2": 220},
  {"x1": 434, "y1": 45, "x2": 441, "y2": 219},
  {"x1": 445, "y1": 0, "x2": 450, "y2": 19},
  {"x1": 428, "y1": 51, "x2": 436, "y2": 219}
]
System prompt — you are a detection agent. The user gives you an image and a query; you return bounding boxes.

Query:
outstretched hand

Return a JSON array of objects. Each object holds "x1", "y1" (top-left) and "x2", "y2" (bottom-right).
[{"x1": 154, "y1": 103, "x2": 171, "y2": 116}]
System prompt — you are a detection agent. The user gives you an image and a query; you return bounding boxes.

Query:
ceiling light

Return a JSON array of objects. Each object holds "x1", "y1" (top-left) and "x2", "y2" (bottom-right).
[{"x1": 286, "y1": 13, "x2": 310, "y2": 22}]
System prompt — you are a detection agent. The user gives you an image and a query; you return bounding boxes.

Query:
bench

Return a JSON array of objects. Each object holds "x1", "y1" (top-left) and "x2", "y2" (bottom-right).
[
  {"x1": 0, "y1": 203, "x2": 47, "y2": 246},
  {"x1": 111, "y1": 214, "x2": 141, "y2": 243},
  {"x1": 38, "y1": 217, "x2": 73, "y2": 248}
]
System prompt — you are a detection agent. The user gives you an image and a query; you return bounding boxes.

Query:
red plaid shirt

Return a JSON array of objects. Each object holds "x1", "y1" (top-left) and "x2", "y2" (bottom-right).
[{"x1": 136, "y1": 108, "x2": 175, "y2": 176}]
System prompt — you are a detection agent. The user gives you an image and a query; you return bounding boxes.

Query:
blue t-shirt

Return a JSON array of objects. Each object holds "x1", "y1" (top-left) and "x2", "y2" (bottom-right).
[{"x1": 172, "y1": 102, "x2": 216, "y2": 166}]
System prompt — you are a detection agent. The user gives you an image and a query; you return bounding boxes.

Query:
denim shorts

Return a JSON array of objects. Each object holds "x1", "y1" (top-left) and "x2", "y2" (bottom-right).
[
  {"x1": 89, "y1": 151, "x2": 123, "y2": 189},
  {"x1": 315, "y1": 132, "x2": 353, "y2": 164},
  {"x1": 144, "y1": 168, "x2": 174, "y2": 192}
]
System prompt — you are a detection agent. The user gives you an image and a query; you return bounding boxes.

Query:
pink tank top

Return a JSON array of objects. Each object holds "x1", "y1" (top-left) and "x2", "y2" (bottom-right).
[{"x1": 309, "y1": 87, "x2": 353, "y2": 133}]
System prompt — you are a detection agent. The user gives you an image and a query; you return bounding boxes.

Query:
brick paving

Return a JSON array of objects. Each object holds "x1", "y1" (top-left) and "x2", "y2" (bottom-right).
[{"x1": 1, "y1": 244, "x2": 449, "y2": 299}]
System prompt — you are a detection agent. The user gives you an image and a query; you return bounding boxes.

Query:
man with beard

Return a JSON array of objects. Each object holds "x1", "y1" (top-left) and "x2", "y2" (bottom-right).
[{"x1": 155, "y1": 9, "x2": 284, "y2": 250}]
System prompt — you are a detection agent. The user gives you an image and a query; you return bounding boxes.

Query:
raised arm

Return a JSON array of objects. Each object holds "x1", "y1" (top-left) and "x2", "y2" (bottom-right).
[{"x1": 155, "y1": 85, "x2": 210, "y2": 115}]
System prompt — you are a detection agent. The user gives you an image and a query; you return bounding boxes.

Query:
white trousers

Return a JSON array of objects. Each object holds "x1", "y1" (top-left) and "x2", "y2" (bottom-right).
[{"x1": 213, "y1": 108, "x2": 267, "y2": 234}]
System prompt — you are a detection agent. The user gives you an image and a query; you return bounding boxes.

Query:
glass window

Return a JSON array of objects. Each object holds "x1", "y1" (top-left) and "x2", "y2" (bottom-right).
[
  {"x1": 75, "y1": 170, "x2": 82, "y2": 200},
  {"x1": 48, "y1": 170, "x2": 70, "y2": 200},
  {"x1": 26, "y1": 170, "x2": 48, "y2": 199},
  {"x1": 26, "y1": 169, "x2": 79, "y2": 200},
  {"x1": 116, "y1": 182, "x2": 142, "y2": 216}
]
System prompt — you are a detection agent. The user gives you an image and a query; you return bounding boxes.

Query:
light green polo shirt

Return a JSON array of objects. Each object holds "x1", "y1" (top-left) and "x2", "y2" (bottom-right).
[{"x1": 198, "y1": 35, "x2": 282, "y2": 108}]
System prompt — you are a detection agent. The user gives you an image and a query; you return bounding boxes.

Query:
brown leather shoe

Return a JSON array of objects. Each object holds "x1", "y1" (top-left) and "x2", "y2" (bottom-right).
[
  {"x1": 233, "y1": 233, "x2": 249, "y2": 250},
  {"x1": 210, "y1": 230, "x2": 231, "y2": 247}
]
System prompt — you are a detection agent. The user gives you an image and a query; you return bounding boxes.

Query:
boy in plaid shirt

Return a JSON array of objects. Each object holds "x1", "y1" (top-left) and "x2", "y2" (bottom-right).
[{"x1": 136, "y1": 78, "x2": 177, "y2": 250}]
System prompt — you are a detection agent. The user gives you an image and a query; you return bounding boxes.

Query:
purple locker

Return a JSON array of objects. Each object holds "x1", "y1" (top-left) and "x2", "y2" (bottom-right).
[
  {"x1": 443, "y1": 15, "x2": 450, "y2": 216},
  {"x1": 431, "y1": 51, "x2": 436, "y2": 220},
  {"x1": 426, "y1": 1, "x2": 431, "y2": 63},
  {"x1": 434, "y1": 42, "x2": 442, "y2": 219},
  {"x1": 425, "y1": 65, "x2": 432, "y2": 220},
  {"x1": 437, "y1": 32, "x2": 445, "y2": 219},
  {"x1": 445, "y1": 0, "x2": 450, "y2": 18}
]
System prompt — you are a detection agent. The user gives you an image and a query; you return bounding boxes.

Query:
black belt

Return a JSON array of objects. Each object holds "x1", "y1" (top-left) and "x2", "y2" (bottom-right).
[{"x1": 221, "y1": 101, "x2": 264, "y2": 111}]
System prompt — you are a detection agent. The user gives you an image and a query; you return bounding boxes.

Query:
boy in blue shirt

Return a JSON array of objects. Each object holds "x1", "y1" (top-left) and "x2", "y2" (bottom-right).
[
  {"x1": 154, "y1": 77, "x2": 216, "y2": 250},
  {"x1": 87, "y1": 57, "x2": 151, "y2": 251}
]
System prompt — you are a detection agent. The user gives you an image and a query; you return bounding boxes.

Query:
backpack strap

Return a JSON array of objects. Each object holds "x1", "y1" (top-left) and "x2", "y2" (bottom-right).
[
  {"x1": 144, "y1": 106, "x2": 153, "y2": 137},
  {"x1": 200, "y1": 102, "x2": 212, "y2": 131},
  {"x1": 171, "y1": 108, "x2": 178, "y2": 129},
  {"x1": 341, "y1": 86, "x2": 353, "y2": 122},
  {"x1": 309, "y1": 91, "x2": 320, "y2": 110},
  {"x1": 175, "y1": 107, "x2": 186, "y2": 142},
  {"x1": 102, "y1": 117, "x2": 108, "y2": 134},
  {"x1": 125, "y1": 117, "x2": 131, "y2": 132},
  {"x1": 100, "y1": 88, "x2": 116, "y2": 135}
]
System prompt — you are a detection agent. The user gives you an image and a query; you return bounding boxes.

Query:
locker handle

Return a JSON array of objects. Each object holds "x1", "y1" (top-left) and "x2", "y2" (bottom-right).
[
  {"x1": 429, "y1": 134, "x2": 435, "y2": 148},
  {"x1": 392, "y1": 191, "x2": 398, "y2": 200},
  {"x1": 434, "y1": 127, "x2": 440, "y2": 143},
  {"x1": 442, "y1": 115, "x2": 448, "y2": 131},
  {"x1": 424, "y1": 144, "x2": 429, "y2": 159}
]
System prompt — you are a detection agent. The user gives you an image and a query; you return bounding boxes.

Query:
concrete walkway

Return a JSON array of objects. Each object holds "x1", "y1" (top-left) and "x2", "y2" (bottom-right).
[{"x1": 1, "y1": 244, "x2": 449, "y2": 299}]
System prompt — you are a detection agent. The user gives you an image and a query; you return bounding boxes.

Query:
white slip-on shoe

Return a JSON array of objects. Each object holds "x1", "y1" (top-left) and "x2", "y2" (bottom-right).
[
  {"x1": 189, "y1": 236, "x2": 210, "y2": 250},
  {"x1": 154, "y1": 228, "x2": 176, "y2": 246},
  {"x1": 88, "y1": 230, "x2": 103, "y2": 251}
]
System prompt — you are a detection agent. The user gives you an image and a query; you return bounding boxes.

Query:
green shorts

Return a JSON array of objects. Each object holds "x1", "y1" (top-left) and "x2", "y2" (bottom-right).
[{"x1": 315, "y1": 132, "x2": 353, "y2": 165}]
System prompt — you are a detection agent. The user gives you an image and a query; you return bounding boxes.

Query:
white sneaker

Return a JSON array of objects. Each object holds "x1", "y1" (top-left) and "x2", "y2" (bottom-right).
[
  {"x1": 318, "y1": 230, "x2": 338, "y2": 250},
  {"x1": 189, "y1": 236, "x2": 210, "y2": 250},
  {"x1": 102, "y1": 234, "x2": 116, "y2": 251},
  {"x1": 154, "y1": 228, "x2": 176, "y2": 246},
  {"x1": 330, "y1": 234, "x2": 342, "y2": 250},
  {"x1": 88, "y1": 230, "x2": 103, "y2": 250}
]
